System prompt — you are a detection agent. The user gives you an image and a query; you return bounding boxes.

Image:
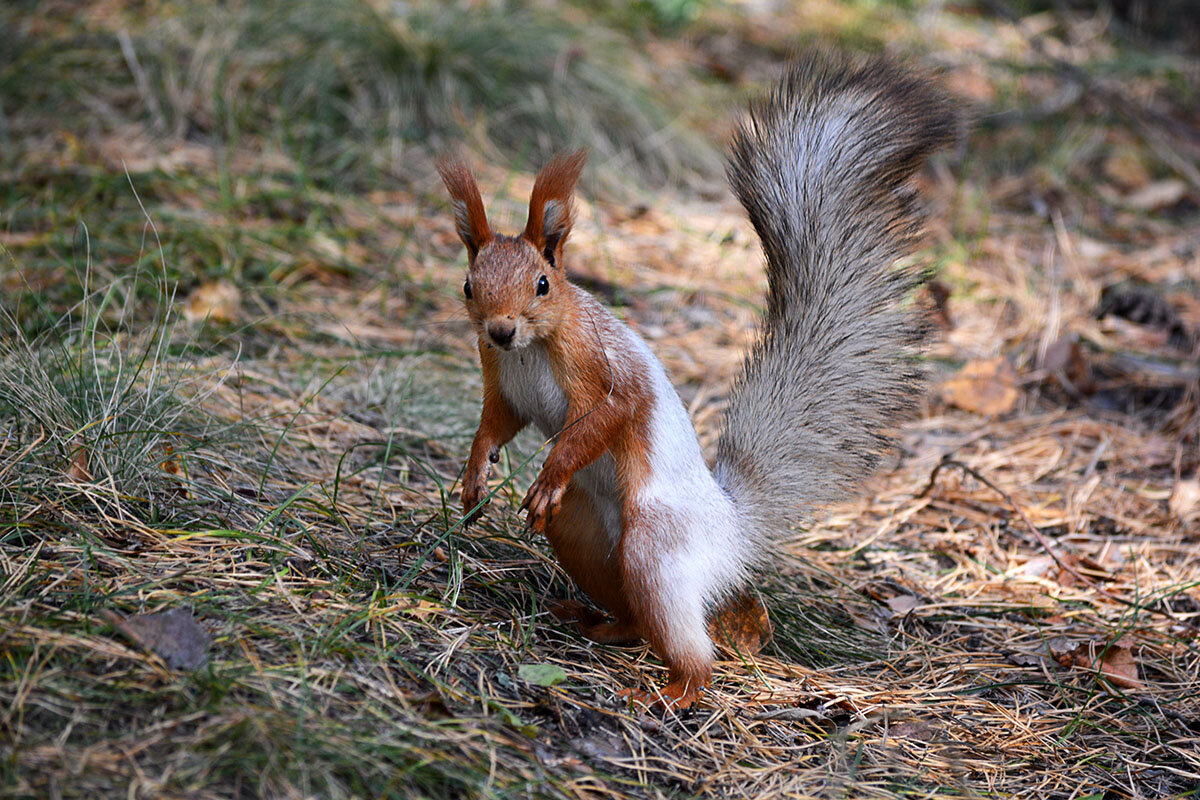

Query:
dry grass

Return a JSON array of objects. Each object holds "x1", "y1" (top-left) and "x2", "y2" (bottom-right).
[{"x1": 3, "y1": 1, "x2": 1200, "y2": 798}]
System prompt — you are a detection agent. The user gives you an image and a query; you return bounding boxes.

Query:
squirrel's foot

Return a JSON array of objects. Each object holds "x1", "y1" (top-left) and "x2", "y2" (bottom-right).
[
  {"x1": 550, "y1": 600, "x2": 642, "y2": 645},
  {"x1": 618, "y1": 680, "x2": 705, "y2": 712},
  {"x1": 578, "y1": 619, "x2": 641, "y2": 645},
  {"x1": 549, "y1": 599, "x2": 607, "y2": 626}
]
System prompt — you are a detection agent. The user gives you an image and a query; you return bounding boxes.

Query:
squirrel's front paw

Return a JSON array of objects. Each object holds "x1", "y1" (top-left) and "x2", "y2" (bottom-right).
[
  {"x1": 520, "y1": 474, "x2": 565, "y2": 532},
  {"x1": 461, "y1": 464, "x2": 491, "y2": 525}
]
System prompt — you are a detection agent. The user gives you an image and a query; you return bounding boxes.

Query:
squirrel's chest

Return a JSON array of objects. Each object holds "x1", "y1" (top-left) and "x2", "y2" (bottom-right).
[{"x1": 495, "y1": 344, "x2": 569, "y2": 437}]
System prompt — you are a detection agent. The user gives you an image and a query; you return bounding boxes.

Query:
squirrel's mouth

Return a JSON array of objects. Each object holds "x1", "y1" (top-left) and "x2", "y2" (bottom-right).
[{"x1": 484, "y1": 319, "x2": 532, "y2": 351}]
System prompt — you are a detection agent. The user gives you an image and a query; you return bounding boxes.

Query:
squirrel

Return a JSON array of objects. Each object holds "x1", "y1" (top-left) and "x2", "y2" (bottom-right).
[{"x1": 436, "y1": 50, "x2": 957, "y2": 709}]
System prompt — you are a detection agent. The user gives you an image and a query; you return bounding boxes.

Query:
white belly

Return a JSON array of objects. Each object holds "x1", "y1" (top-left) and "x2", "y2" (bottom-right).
[
  {"x1": 496, "y1": 343, "x2": 567, "y2": 438},
  {"x1": 495, "y1": 344, "x2": 623, "y2": 542}
]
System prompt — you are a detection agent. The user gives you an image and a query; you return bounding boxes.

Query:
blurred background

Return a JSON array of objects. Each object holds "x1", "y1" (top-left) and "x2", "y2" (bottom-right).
[{"x1": 2, "y1": 2, "x2": 1199, "y2": 798}]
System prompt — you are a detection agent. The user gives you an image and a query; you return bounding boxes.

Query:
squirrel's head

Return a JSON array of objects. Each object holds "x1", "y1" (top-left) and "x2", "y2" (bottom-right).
[{"x1": 437, "y1": 151, "x2": 587, "y2": 352}]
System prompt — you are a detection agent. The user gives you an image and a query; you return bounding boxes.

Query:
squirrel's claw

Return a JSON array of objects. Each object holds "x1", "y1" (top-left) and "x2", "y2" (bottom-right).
[
  {"x1": 461, "y1": 464, "x2": 491, "y2": 526},
  {"x1": 520, "y1": 475, "x2": 565, "y2": 532},
  {"x1": 462, "y1": 498, "x2": 488, "y2": 526},
  {"x1": 618, "y1": 682, "x2": 704, "y2": 712}
]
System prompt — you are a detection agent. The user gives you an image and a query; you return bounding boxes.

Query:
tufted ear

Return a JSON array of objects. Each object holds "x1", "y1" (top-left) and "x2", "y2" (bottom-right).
[
  {"x1": 436, "y1": 156, "x2": 492, "y2": 261},
  {"x1": 523, "y1": 150, "x2": 586, "y2": 269}
]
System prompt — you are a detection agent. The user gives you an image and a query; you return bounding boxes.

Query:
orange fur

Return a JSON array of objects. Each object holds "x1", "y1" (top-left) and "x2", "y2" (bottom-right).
[
  {"x1": 437, "y1": 49, "x2": 953, "y2": 713},
  {"x1": 440, "y1": 151, "x2": 715, "y2": 711},
  {"x1": 523, "y1": 311, "x2": 654, "y2": 531},
  {"x1": 462, "y1": 343, "x2": 526, "y2": 521},
  {"x1": 523, "y1": 150, "x2": 586, "y2": 267},
  {"x1": 436, "y1": 157, "x2": 492, "y2": 259},
  {"x1": 543, "y1": 486, "x2": 629, "y2": 617}
]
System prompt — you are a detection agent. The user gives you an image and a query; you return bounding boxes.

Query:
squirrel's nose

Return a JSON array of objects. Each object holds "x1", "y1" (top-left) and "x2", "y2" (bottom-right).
[{"x1": 487, "y1": 322, "x2": 515, "y2": 347}]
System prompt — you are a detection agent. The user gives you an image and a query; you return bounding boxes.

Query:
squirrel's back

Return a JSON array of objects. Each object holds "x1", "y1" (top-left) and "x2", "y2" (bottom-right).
[{"x1": 715, "y1": 51, "x2": 958, "y2": 547}]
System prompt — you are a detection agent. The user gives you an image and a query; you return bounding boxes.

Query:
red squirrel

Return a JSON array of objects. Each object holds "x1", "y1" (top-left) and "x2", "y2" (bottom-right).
[{"x1": 436, "y1": 51, "x2": 957, "y2": 709}]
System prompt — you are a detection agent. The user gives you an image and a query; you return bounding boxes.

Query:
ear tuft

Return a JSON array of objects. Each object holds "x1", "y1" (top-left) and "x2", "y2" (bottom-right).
[
  {"x1": 524, "y1": 150, "x2": 587, "y2": 268},
  {"x1": 436, "y1": 156, "x2": 492, "y2": 259}
]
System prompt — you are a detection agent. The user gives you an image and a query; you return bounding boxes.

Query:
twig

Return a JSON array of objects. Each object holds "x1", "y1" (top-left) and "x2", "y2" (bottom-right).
[
  {"x1": 918, "y1": 456, "x2": 1088, "y2": 585},
  {"x1": 919, "y1": 455, "x2": 1192, "y2": 627}
]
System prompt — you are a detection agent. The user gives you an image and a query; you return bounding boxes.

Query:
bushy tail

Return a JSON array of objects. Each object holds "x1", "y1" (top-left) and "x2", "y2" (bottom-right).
[{"x1": 714, "y1": 50, "x2": 957, "y2": 545}]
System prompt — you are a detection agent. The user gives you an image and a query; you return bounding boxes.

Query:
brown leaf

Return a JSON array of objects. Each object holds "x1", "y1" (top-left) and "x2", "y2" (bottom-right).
[
  {"x1": 1041, "y1": 337, "x2": 1073, "y2": 373},
  {"x1": 1041, "y1": 335, "x2": 1095, "y2": 393},
  {"x1": 184, "y1": 281, "x2": 240, "y2": 324},
  {"x1": 161, "y1": 442, "x2": 181, "y2": 477},
  {"x1": 1059, "y1": 639, "x2": 1143, "y2": 690},
  {"x1": 101, "y1": 608, "x2": 211, "y2": 670},
  {"x1": 888, "y1": 720, "x2": 937, "y2": 741},
  {"x1": 1007, "y1": 651, "x2": 1045, "y2": 667},
  {"x1": 708, "y1": 592, "x2": 772, "y2": 655},
  {"x1": 66, "y1": 438, "x2": 91, "y2": 481},
  {"x1": 1048, "y1": 636, "x2": 1076, "y2": 665},
  {"x1": 158, "y1": 442, "x2": 189, "y2": 498},
  {"x1": 1053, "y1": 552, "x2": 1085, "y2": 588},
  {"x1": 939, "y1": 358, "x2": 1019, "y2": 416},
  {"x1": 1095, "y1": 645, "x2": 1141, "y2": 689},
  {"x1": 570, "y1": 734, "x2": 628, "y2": 761},
  {"x1": 1022, "y1": 555, "x2": 1056, "y2": 578}
]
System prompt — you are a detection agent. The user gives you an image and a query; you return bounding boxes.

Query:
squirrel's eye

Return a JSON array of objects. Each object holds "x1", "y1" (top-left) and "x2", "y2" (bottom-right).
[
  {"x1": 536, "y1": 275, "x2": 549, "y2": 296},
  {"x1": 463, "y1": 280, "x2": 472, "y2": 299}
]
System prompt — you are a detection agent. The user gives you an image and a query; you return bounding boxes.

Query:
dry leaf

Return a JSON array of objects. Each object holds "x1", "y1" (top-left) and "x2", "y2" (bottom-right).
[
  {"x1": 1057, "y1": 638, "x2": 1143, "y2": 690},
  {"x1": 1041, "y1": 335, "x2": 1096, "y2": 394},
  {"x1": 939, "y1": 358, "x2": 1019, "y2": 416},
  {"x1": 1051, "y1": 552, "x2": 1084, "y2": 588},
  {"x1": 1077, "y1": 643, "x2": 1142, "y2": 689},
  {"x1": 1094, "y1": 645, "x2": 1141, "y2": 689},
  {"x1": 1007, "y1": 651, "x2": 1045, "y2": 667},
  {"x1": 1048, "y1": 636, "x2": 1076, "y2": 665},
  {"x1": 101, "y1": 608, "x2": 211, "y2": 670},
  {"x1": 159, "y1": 442, "x2": 190, "y2": 498},
  {"x1": 570, "y1": 734, "x2": 628, "y2": 761},
  {"x1": 1124, "y1": 179, "x2": 1187, "y2": 211},
  {"x1": 66, "y1": 438, "x2": 90, "y2": 481},
  {"x1": 184, "y1": 281, "x2": 240, "y2": 324},
  {"x1": 1023, "y1": 555, "x2": 1052, "y2": 577},
  {"x1": 708, "y1": 592, "x2": 772, "y2": 655},
  {"x1": 886, "y1": 594, "x2": 922, "y2": 614},
  {"x1": 161, "y1": 442, "x2": 181, "y2": 477}
]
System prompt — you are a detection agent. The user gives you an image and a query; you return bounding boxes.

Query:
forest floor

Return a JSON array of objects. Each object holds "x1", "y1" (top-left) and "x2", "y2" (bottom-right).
[{"x1": 2, "y1": 1, "x2": 1199, "y2": 798}]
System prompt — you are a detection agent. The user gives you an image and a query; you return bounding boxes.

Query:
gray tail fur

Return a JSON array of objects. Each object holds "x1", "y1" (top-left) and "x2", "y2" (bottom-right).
[{"x1": 714, "y1": 50, "x2": 957, "y2": 547}]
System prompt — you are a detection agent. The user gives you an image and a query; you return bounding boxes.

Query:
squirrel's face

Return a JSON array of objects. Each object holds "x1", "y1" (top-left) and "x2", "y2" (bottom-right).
[
  {"x1": 437, "y1": 151, "x2": 587, "y2": 352},
  {"x1": 462, "y1": 236, "x2": 567, "y2": 351}
]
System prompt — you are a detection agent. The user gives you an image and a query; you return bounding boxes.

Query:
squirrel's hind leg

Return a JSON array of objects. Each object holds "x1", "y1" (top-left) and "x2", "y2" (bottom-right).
[
  {"x1": 543, "y1": 483, "x2": 633, "y2": 618},
  {"x1": 619, "y1": 506, "x2": 717, "y2": 710},
  {"x1": 543, "y1": 484, "x2": 643, "y2": 644},
  {"x1": 550, "y1": 599, "x2": 642, "y2": 645}
]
